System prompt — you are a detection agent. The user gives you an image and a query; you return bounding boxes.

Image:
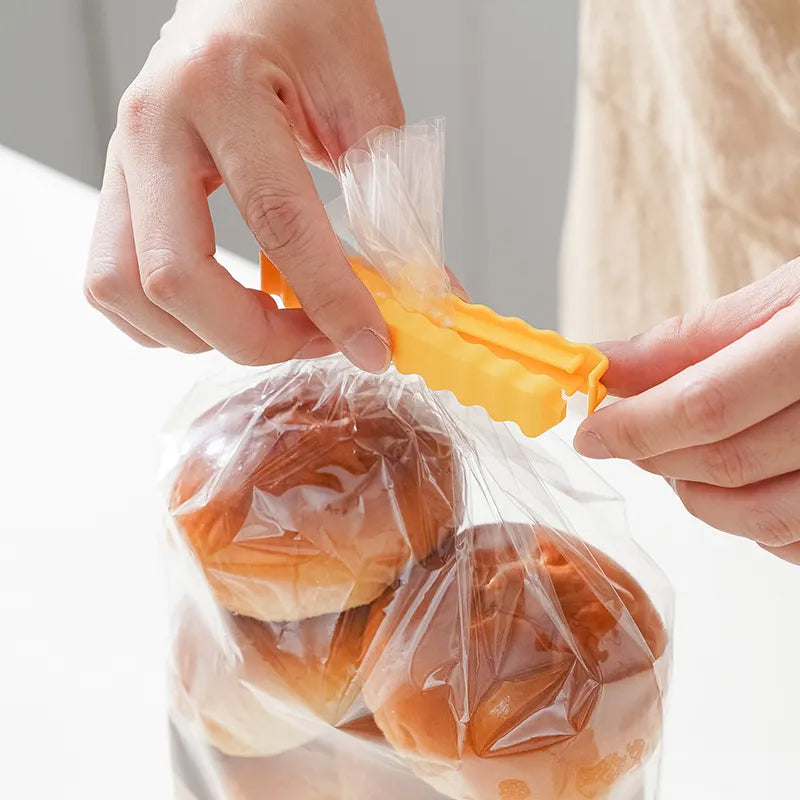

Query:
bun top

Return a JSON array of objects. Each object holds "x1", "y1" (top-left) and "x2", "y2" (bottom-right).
[
  {"x1": 169, "y1": 366, "x2": 463, "y2": 620},
  {"x1": 361, "y1": 523, "x2": 667, "y2": 761}
]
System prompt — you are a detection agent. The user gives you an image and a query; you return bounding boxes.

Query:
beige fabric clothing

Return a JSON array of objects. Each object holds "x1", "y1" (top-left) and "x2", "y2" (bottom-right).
[{"x1": 560, "y1": 0, "x2": 800, "y2": 343}]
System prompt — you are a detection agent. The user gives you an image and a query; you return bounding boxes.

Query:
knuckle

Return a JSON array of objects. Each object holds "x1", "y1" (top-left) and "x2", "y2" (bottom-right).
[
  {"x1": 176, "y1": 32, "x2": 259, "y2": 93},
  {"x1": 678, "y1": 378, "x2": 728, "y2": 439},
  {"x1": 700, "y1": 441, "x2": 755, "y2": 488},
  {"x1": 140, "y1": 249, "x2": 186, "y2": 310},
  {"x1": 85, "y1": 265, "x2": 124, "y2": 309},
  {"x1": 652, "y1": 313, "x2": 693, "y2": 346},
  {"x1": 674, "y1": 309, "x2": 705, "y2": 343},
  {"x1": 227, "y1": 338, "x2": 273, "y2": 367},
  {"x1": 83, "y1": 282, "x2": 99, "y2": 308},
  {"x1": 673, "y1": 481, "x2": 706, "y2": 525},
  {"x1": 191, "y1": 31, "x2": 242, "y2": 68},
  {"x1": 649, "y1": 311, "x2": 707, "y2": 359},
  {"x1": 117, "y1": 81, "x2": 161, "y2": 136},
  {"x1": 751, "y1": 507, "x2": 799, "y2": 548},
  {"x1": 244, "y1": 191, "x2": 310, "y2": 254},
  {"x1": 158, "y1": 15, "x2": 183, "y2": 45}
]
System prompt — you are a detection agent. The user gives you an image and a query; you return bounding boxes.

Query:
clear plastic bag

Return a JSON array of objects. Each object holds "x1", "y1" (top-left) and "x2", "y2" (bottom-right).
[
  {"x1": 338, "y1": 119, "x2": 452, "y2": 320},
  {"x1": 160, "y1": 122, "x2": 673, "y2": 800}
]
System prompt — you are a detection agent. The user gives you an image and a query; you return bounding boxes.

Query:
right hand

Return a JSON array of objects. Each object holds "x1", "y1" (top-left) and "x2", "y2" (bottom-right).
[{"x1": 84, "y1": 0, "x2": 403, "y2": 372}]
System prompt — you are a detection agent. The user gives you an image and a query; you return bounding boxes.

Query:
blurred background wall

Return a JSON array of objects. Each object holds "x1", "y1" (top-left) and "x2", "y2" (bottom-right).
[{"x1": 0, "y1": 0, "x2": 578, "y2": 327}]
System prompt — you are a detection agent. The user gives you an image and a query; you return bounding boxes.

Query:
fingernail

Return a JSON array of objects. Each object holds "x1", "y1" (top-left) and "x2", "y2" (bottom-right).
[
  {"x1": 574, "y1": 429, "x2": 611, "y2": 459},
  {"x1": 293, "y1": 336, "x2": 336, "y2": 361},
  {"x1": 342, "y1": 328, "x2": 392, "y2": 374}
]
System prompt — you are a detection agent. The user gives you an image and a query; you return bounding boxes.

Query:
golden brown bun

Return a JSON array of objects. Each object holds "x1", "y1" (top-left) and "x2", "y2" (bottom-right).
[
  {"x1": 231, "y1": 605, "x2": 372, "y2": 728},
  {"x1": 361, "y1": 524, "x2": 668, "y2": 800},
  {"x1": 171, "y1": 604, "x2": 313, "y2": 757},
  {"x1": 170, "y1": 368, "x2": 461, "y2": 622},
  {"x1": 171, "y1": 602, "x2": 371, "y2": 758}
]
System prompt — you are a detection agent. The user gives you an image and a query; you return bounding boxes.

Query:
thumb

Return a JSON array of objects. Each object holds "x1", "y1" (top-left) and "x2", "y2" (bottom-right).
[{"x1": 600, "y1": 260, "x2": 800, "y2": 398}]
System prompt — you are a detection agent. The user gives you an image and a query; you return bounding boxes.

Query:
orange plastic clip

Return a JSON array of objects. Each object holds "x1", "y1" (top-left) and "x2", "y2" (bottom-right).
[{"x1": 260, "y1": 253, "x2": 608, "y2": 437}]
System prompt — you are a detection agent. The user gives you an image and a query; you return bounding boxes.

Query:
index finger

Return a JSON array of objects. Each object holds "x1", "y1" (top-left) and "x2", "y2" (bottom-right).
[
  {"x1": 120, "y1": 112, "x2": 328, "y2": 365},
  {"x1": 575, "y1": 302, "x2": 800, "y2": 460},
  {"x1": 196, "y1": 92, "x2": 391, "y2": 374},
  {"x1": 599, "y1": 259, "x2": 800, "y2": 397}
]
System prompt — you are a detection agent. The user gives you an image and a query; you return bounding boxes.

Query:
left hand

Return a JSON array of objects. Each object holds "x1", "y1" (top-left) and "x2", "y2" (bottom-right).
[{"x1": 574, "y1": 259, "x2": 800, "y2": 565}]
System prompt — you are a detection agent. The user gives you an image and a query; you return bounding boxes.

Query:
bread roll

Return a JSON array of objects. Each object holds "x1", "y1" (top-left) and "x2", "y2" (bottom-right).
[
  {"x1": 361, "y1": 524, "x2": 668, "y2": 800},
  {"x1": 231, "y1": 605, "x2": 372, "y2": 728},
  {"x1": 336, "y1": 716, "x2": 450, "y2": 800},
  {"x1": 170, "y1": 365, "x2": 462, "y2": 622},
  {"x1": 172, "y1": 602, "x2": 371, "y2": 758}
]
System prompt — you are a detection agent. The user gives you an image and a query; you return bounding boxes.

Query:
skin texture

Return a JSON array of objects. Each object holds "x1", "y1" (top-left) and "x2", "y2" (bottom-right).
[
  {"x1": 84, "y1": 0, "x2": 404, "y2": 372},
  {"x1": 575, "y1": 259, "x2": 800, "y2": 566}
]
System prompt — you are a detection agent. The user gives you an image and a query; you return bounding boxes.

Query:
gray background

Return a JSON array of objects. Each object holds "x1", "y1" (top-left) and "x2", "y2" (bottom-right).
[{"x1": 0, "y1": 0, "x2": 578, "y2": 327}]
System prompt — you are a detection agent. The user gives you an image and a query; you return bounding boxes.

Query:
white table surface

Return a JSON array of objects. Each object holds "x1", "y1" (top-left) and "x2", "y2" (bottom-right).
[{"x1": 1, "y1": 145, "x2": 798, "y2": 800}]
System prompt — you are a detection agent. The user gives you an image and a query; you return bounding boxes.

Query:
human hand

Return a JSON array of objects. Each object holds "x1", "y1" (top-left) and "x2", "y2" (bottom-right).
[
  {"x1": 574, "y1": 260, "x2": 800, "y2": 565},
  {"x1": 84, "y1": 0, "x2": 403, "y2": 372}
]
